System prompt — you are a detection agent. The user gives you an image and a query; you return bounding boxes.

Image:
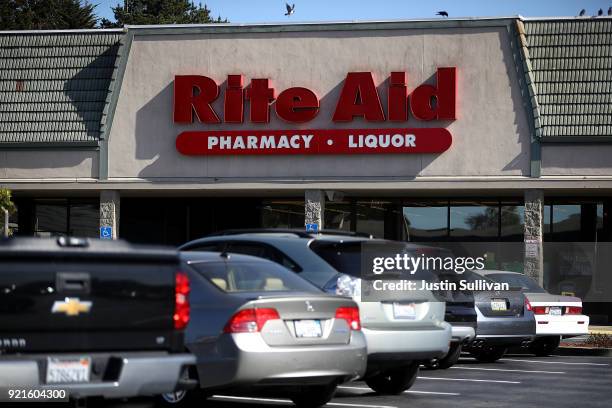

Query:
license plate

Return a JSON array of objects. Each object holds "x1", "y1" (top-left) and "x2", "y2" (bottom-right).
[
  {"x1": 46, "y1": 357, "x2": 91, "y2": 384},
  {"x1": 491, "y1": 299, "x2": 508, "y2": 311},
  {"x1": 294, "y1": 320, "x2": 322, "y2": 338},
  {"x1": 393, "y1": 302, "x2": 416, "y2": 319},
  {"x1": 549, "y1": 306, "x2": 562, "y2": 316}
]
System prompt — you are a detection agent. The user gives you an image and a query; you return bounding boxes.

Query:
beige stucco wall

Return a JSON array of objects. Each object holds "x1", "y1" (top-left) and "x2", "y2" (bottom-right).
[
  {"x1": 541, "y1": 145, "x2": 612, "y2": 176},
  {"x1": 0, "y1": 150, "x2": 97, "y2": 179},
  {"x1": 107, "y1": 26, "x2": 532, "y2": 181}
]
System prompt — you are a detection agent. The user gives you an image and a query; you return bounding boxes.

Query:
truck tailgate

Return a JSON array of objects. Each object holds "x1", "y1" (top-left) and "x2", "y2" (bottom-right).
[{"x1": 0, "y1": 237, "x2": 182, "y2": 353}]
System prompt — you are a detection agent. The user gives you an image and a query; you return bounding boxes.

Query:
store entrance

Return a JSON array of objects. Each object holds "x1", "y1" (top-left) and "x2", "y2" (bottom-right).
[{"x1": 120, "y1": 197, "x2": 262, "y2": 246}]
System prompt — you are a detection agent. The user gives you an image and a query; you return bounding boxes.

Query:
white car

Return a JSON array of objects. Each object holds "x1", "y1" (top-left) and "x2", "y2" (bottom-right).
[{"x1": 479, "y1": 270, "x2": 589, "y2": 356}]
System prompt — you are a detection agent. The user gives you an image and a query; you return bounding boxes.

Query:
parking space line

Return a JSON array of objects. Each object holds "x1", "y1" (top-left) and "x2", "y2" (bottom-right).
[
  {"x1": 212, "y1": 394, "x2": 399, "y2": 408},
  {"x1": 337, "y1": 386, "x2": 460, "y2": 396},
  {"x1": 451, "y1": 366, "x2": 566, "y2": 374},
  {"x1": 212, "y1": 395, "x2": 291, "y2": 404},
  {"x1": 501, "y1": 358, "x2": 609, "y2": 366},
  {"x1": 418, "y1": 376, "x2": 521, "y2": 384}
]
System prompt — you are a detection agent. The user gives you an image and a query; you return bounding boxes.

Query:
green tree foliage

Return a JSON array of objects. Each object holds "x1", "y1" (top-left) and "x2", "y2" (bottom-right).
[
  {"x1": 0, "y1": 0, "x2": 97, "y2": 30},
  {"x1": 100, "y1": 0, "x2": 227, "y2": 28},
  {"x1": 0, "y1": 188, "x2": 16, "y2": 215}
]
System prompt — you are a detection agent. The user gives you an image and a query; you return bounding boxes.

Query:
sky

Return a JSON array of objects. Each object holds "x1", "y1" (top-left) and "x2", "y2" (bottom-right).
[{"x1": 94, "y1": 0, "x2": 612, "y2": 24}]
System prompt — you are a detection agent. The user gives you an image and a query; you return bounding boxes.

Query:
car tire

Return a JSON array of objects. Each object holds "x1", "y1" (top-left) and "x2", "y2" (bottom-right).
[
  {"x1": 529, "y1": 336, "x2": 560, "y2": 357},
  {"x1": 365, "y1": 362, "x2": 419, "y2": 395},
  {"x1": 291, "y1": 383, "x2": 337, "y2": 408},
  {"x1": 437, "y1": 343, "x2": 462, "y2": 369},
  {"x1": 156, "y1": 388, "x2": 209, "y2": 407},
  {"x1": 471, "y1": 346, "x2": 507, "y2": 363}
]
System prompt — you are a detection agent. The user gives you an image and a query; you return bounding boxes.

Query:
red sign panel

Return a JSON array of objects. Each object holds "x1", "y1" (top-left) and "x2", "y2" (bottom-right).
[{"x1": 176, "y1": 128, "x2": 451, "y2": 156}]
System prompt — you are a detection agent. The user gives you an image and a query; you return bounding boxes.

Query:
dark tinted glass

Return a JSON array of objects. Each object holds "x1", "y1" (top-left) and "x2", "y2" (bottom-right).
[
  {"x1": 190, "y1": 261, "x2": 319, "y2": 293},
  {"x1": 403, "y1": 205, "x2": 448, "y2": 241},
  {"x1": 260, "y1": 200, "x2": 305, "y2": 228},
  {"x1": 450, "y1": 204, "x2": 499, "y2": 239},
  {"x1": 325, "y1": 202, "x2": 353, "y2": 231}
]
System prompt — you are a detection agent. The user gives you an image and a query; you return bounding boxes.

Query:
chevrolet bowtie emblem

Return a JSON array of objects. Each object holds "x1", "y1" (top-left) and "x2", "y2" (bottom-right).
[{"x1": 51, "y1": 297, "x2": 92, "y2": 316}]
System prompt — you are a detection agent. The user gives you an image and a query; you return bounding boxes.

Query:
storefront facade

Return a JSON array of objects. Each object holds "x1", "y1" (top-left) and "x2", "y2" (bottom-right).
[{"x1": 2, "y1": 17, "x2": 612, "y2": 320}]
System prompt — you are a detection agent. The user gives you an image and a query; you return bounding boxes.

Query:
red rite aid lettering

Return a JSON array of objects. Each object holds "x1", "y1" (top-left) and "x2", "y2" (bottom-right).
[{"x1": 173, "y1": 69, "x2": 456, "y2": 155}]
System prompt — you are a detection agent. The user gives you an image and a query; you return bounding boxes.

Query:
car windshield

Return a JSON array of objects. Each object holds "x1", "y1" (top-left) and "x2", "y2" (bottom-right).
[
  {"x1": 189, "y1": 260, "x2": 322, "y2": 293},
  {"x1": 485, "y1": 273, "x2": 546, "y2": 293},
  {"x1": 309, "y1": 240, "x2": 439, "y2": 282}
]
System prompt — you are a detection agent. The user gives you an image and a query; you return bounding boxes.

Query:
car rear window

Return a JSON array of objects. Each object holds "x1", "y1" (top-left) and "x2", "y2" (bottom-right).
[
  {"x1": 486, "y1": 273, "x2": 546, "y2": 293},
  {"x1": 309, "y1": 240, "x2": 438, "y2": 281},
  {"x1": 189, "y1": 261, "x2": 321, "y2": 293}
]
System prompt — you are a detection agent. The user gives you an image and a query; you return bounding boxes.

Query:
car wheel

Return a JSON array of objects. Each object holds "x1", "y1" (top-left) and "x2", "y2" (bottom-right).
[
  {"x1": 291, "y1": 383, "x2": 337, "y2": 408},
  {"x1": 471, "y1": 346, "x2": 507, "y2": 363},
  {"x1": 529, "y1": 336, "x2": 560, "y2": 357},
  {"x1": 437, "y1": 343, "x2": 462, "y2": 369},
  {"x1": 156, "y1": 389, "x2": 209, "y2": 407},
  {"x1": 365, "y1": 362, "x2": 419, "y2": 395}
]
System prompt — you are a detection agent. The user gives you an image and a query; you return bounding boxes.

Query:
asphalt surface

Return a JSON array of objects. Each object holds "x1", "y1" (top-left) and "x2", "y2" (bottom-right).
[{"x1": 87, "y1": 352, "x2": 612, "y2": 408}]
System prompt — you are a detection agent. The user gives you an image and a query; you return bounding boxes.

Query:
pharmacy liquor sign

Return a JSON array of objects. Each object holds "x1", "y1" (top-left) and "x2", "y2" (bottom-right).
[{"x1": 173, "y1": 68, "x2": 456, "y2": 156}]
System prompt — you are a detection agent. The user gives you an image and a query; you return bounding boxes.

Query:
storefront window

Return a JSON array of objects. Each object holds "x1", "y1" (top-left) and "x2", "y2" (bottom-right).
[
  {"x1": 403, "y1": 203, "x2": 448, "y2": 241},
  {"x1": 551, "y1": 204, "x2": 581, "y2": 241},
  {"x1": 325, "y1": 202, "x2": 352, "y2": 231},
  {"x1": 260, "y1": 200, "x2": 304, "y2": 229},
  {"x1": 500, "y1": 205, "x2": 524, "y2": 241},
  {"x1": 35, "y1": 200, "x2": 69, "y2": 237},
  {"x1": 355, "y1": 200, "x2": 398, "y2": 238},
  {"x1": 450, "y1": 202, "x2": 499, "y2": 239},
  {"x1": 34, "y1": 199, "x2": 99, "y2": 238}
]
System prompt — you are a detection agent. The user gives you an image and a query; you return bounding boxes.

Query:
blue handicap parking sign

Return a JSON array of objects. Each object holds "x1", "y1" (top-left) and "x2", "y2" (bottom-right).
[
  {"x1": 305, "y1": 223, "x2": 319, "y2": 232},
  {"x1": 100, "y1": 226, "x2": 113, "y2": 240}
]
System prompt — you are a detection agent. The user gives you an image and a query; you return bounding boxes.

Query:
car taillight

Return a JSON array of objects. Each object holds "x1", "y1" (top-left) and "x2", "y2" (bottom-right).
[
  {"x1": 532, "y1": 306, "x2": 548, "y2": 315},
  {"x1": 223, "y1": 308, "x2": 280, "y2": 333},
  {"x1": 525, "y1": 298, "x2": 532, "y2": 312},
  {"x1": 566, "y1": 306, "x2": 582, "y2": 315},
  {"x1": 335, "y1": 306, "x2": 361, "y2": 331},
  {"x1": 174, "y1": 271, "x2": 190, "y2": 330}
]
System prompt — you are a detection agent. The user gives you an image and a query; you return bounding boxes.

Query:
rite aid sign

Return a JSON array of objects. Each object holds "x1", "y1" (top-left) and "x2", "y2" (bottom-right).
[{"x1": 173, "y1": 69, "x2": 456, "y2": 156}]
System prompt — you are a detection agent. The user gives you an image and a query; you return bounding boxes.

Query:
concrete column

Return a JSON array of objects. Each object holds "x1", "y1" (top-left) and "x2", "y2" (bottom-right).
[
  {"x1": 305, "y1": 190, "x2": 325, "y2": 230},
  {"x1": 100, "y1": 190, "x2": 120, "y2": 240},
  {"x1": 524, "y1": 189, "x2": 544, "y2": 286}
]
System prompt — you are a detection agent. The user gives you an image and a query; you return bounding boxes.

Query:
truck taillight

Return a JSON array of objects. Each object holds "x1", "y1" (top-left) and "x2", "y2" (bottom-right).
[
  {"x1": 174, "y1": 271, "x2": 190, "y2": 330},
  {"x1": 566, "y1": 306, "x2": 582, "y2": 315},
  {"x1": 525, "y1": 298, "x2": 532, "y2": 312},
  {"x1": 223, "y1": 308, "x2": 280, "y2": 333},
  {"x1": 335, "y1": 306, "x2": 361, "y2": 331},
  {"x1": 532, "y1": 306, "x2": 548, "y2": 315}
]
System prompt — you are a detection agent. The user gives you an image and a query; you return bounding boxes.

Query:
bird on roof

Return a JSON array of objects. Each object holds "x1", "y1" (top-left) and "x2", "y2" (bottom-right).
[
  {"x1": 436, "y1": 11, "x2": 449, "y2": 18},
  {"x1": 597, "y1": 8, "x2": 603, "y2": 16},
  {"x1": 578, "y1": 9, "x2": 586, "y2": 16},
  {"x1": 285, "y1": 3, "x2": 295, "y2": 16}
]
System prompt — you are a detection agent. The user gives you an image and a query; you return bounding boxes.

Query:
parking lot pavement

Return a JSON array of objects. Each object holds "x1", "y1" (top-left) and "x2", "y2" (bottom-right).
[{"x1": 102, "y1": 354, "x2": 612, "y2": 408}]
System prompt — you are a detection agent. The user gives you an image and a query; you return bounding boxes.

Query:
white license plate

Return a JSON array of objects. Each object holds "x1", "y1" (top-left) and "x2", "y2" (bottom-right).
[
  {"x1": 393, "y1": 302, "x2": 416, "y2": 319},
  {"x1": 549, "y1": 306, "x2": 562, "y2": 316},
  {"x1": 46, "y1": 357, "x2": 91, "y2": 384},
  {"x1": 491, "y1": 299, "x2": 508, "y2": 311},
  {"x1": 294, "y1": 320, "x2": 322, "y2": 338}
]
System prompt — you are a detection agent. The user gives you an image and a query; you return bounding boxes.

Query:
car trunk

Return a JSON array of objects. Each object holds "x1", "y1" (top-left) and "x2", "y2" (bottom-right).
[
  {"x1": 234, "y1": 294, "x2": 358, "y2": 347},
  {"x1": 475, "y1": 290, "x2": 525, "y2": 317}
]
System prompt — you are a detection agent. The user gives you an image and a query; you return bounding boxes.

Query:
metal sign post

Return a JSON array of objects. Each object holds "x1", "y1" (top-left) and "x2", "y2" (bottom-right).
[{"x1": 2, "y1": 209, "x2": 8, "y2": 238}]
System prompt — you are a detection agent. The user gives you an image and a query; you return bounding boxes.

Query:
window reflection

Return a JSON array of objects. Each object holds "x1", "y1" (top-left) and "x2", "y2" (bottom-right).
[
  {"x1": 450, "y1": 203, "x2": 499, "y2": 239},
  {"x1": 403, "y1": 204, "x2": 448, "y2": 241},
  {"x1": 356, "y1": 200, "x2": 397, "y2": 238},
  {"x1": 325, "y1": 202, "x2": 352, "y2": 231},
  {"x1": 260, "y1": 200, "x2": 304, "y2": 229},
  {"x1": 500, "y1": 205, "x2": 524, "y2": 241}
]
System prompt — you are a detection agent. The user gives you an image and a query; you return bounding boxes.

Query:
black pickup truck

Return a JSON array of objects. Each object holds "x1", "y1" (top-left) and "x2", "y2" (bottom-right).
[{"x1": 0, "y1": 237, "x2": 195, "y2": 400}]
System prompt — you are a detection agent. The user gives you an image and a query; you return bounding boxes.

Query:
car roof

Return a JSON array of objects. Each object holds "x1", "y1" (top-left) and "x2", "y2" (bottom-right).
[
  {"x1": 477, "y1": 270, "x2": 523, "y2": 276},
  {"x1": 180, "y1": 250, "x2": 276, "y2": 264}
]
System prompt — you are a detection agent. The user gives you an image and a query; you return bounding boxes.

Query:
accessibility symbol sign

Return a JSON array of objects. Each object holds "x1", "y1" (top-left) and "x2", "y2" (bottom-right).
[
  {"x1": 100, "y1": 226, "x2": 113, "y2": 240},
  {"x1": 305, "y1": 223, "x2": 319, "y2": 233}
]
